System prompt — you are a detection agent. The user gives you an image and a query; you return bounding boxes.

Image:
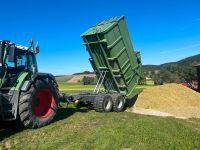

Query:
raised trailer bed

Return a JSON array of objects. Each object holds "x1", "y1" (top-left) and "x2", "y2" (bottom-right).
[{"x1": 62, "y1": 16, "x2": 143, "y2": 112}]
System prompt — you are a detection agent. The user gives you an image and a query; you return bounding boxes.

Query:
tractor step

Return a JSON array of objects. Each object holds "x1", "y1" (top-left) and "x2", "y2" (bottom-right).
[
  {"x1": 0, "y1": 87, "x2": 12, "y2": 91},
  {"x1": 0, "y1": 91, "x2": 16, "y2": 121},
  {"x1": 1, "y1": 103, "x2": 15, "y2": 121}
]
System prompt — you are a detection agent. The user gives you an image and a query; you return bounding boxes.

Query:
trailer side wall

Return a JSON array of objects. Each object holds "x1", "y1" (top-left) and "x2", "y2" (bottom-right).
[{"x1": 81, "y1": 16, "x2": 143, "y2": 97}]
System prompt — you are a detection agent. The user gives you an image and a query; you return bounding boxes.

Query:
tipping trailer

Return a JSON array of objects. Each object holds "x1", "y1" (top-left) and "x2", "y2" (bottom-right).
[
  {"x1": 0, "y1": 16, "x2": 143, "y2": 129},
  {"x1": 63, "y1": 16, "x2": 143, "y2": 112}
]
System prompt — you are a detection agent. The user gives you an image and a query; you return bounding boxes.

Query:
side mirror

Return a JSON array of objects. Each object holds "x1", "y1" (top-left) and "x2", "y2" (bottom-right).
[
  {"x1": 8, "y1": 45, "x2": 16, "y2": 62},
  {"x1": 28, "y1": 39, "x2": 39, "y2": 54},
  {"x1": 35, "y1": 41, "x2": 39, "y2": 54}
]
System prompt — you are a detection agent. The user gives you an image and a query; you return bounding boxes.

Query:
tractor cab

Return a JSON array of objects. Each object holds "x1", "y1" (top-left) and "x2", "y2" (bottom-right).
[{"x1": 0, "y1": 40, "x2": 39, "y2": 88}]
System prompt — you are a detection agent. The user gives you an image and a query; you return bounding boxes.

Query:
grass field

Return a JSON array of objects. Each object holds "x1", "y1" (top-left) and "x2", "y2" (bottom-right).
[
  {"x1": 0, "y1": 84, "x2": 200, "y2": 150},
  {"x1": 58, "y1": 83, "x2": 96, "y2": 93},
  {"x1": 58, "y1": 83, "x2": 152, "y2": 93},
  {"x1": 1, "y1": 103, "x2": 200, "y2": 150},
  {"x1": 55, "y1": 75, "x2": 74, "y2": 83}
]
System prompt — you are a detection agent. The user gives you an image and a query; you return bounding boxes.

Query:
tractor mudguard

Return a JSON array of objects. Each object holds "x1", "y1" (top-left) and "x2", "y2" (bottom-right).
[
  {"x1": 21, "y1": 73, "x2": 57, "y2": 92},
  {"x1": 31, "y1": 73, "x2": 56, "y2": 83}
]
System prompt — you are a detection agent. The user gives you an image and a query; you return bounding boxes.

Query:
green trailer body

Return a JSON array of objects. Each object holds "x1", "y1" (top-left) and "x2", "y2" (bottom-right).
[{"x1": 81, "y1": 16, "x2": 143, "y2": 97}]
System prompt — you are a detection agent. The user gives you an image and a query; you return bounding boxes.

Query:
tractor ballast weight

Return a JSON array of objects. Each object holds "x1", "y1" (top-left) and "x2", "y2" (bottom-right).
[{"x1": 81, "y1": 16, "x2": 143, "y2": 98}]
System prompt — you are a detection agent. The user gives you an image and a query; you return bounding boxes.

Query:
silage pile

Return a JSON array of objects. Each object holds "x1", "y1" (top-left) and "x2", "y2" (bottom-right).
[{"x1": 130, "y1": 83, "x2": 200, "y2": 119}]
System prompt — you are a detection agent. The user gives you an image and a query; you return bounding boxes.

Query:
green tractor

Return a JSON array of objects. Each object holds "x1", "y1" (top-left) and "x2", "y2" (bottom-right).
[{"x1": 0, "y1": 40, "x2": 59, "y2": 128}]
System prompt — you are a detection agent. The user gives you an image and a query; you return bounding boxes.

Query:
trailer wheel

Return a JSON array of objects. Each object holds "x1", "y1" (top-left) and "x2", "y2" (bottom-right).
[
  {"x1": 112, "y1": 94, "x2": 125, "y2": 112},
  {"x1": 18, "y1": 78, "x2": 59, "y2": 128},
  {"x1": 94, "y1": 94, "x2": 113, "y2": 112}
]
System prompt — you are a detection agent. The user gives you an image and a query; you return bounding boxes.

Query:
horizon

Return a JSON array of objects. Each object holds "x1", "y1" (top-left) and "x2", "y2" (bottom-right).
[
  {"x1": 0, "y1": 0, "x2": 200, "y2": 75},
  {"x1": 144, "y1": 53, "x2": 200, "y2": 66},
  {"x1": 58, "y1": 53, "x2": 200, "y2": 75}
]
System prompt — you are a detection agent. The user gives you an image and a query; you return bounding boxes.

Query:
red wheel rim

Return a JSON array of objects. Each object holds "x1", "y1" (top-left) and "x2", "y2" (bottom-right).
[{"x1": 33, "y1": 88, "x2": 55, "y2": 118}]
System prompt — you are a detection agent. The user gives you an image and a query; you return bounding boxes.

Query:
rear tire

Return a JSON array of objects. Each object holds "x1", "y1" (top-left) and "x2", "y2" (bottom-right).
[
  {"x1": 18, "y1": 78, "x2": 59, "y2": 128},
  {"x1": 94, "y1": 94, "x2": 113, "y2": 112},
  {"x1": 112, "y1": 94, "x2": 125, "y2": 112}
]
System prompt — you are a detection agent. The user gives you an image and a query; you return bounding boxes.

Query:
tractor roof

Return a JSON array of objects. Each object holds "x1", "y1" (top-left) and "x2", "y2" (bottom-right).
[{"x1": 0, "y1": 40, "x2": 29, "y2": 51}]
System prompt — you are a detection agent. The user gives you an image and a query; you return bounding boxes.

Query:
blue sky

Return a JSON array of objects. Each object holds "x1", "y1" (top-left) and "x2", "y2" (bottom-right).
[{"x1": 0, "y1": 0, "x2": 200, "y2": 75}]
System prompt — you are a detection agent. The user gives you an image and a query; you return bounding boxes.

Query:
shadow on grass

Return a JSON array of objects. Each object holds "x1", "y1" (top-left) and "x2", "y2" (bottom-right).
[
  {"x1": 0, "y1": 120, "x2": 23, "y2": 142},
  {"x1": 0, "y1": 107, "x2": 90, "y2": 141},
  {"x1": 53, "y1": 106, "x2": 89, "y2": 122},
  {"x1": 125, "y1": 94, "x2": 139, "y2": 108},
  {"x1": 0, "y1": 92, "x2": 139, "y2": 141}
]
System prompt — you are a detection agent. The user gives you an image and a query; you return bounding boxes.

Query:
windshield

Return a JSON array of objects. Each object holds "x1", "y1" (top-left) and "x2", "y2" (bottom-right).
[
  {"x1": 4, "y1": 51, "x2": 37, "y2": 73},
  {"x1": 27, "y1": 53, "x2": 37, "y2": 73},
  {"x1": 17, "y1": 54, "x2": 25, "y2": 67}
]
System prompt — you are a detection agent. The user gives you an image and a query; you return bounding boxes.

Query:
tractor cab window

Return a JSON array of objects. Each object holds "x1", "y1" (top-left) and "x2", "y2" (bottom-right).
[
  {"x1": 27, "y1": 53, "x2": 37, "y2": 73},
  {"x1": 5, "y1": 58, "x2": 15, "y2": 68},
  {"x1": 17, "y1": 54, "x2": 25, "y2": 68},
  {"x1": 5, "y1": 51, "x2": 26, "y2": 73},
  {"x1": 4, "y1": 52, "x2": 15, "y2": 74},
  {"x1": 17, "y1": 55, "x2": 25, "y2": 66}
]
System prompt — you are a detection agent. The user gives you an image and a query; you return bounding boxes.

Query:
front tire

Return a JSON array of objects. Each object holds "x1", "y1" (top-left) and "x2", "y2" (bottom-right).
[{"x1": 18, "y1": 78, "x2": 59, "y2": 128}]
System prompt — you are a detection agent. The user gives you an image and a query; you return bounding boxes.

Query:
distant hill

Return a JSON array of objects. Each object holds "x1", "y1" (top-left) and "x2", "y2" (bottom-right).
[
  {"x1": 143, "y1": 54, "x2": 200, "y2": 84},
  {"x1": 176, "y1": 54, "x2": 200, "y2": 66},
  {"x1": 55, "y1": 75, "x2": 74, "y2": 83},
  {"x1": 56, "y1": 55, "x2": 200, "y2": 84},
  {"x1": 67, "y1": 74, "x2": 95, "y2": 83},
  {"x1": 143, "y1": 54, "x2": 200, "y2": 72},
  {"x1": 73, "y1": 71, "x2": 94, "y2": 75},
  {"x1": 55, "y1": 73, "x2": 96, "y2": 84}
]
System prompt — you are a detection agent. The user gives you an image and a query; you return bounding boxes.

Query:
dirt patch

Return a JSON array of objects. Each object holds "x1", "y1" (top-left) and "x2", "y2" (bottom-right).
[
  {"x1": 67, "y1": 74, "x2": 95, "y2": 83},
  {"x1": 128, "y1": 83, "x2": 200, "y2": 119},
  {"x1": 129, "y1": 108, "x2": 188, "y2": 119},
  {"x1": 132, "y1": 108, "x2": 173, "y2": 117}
]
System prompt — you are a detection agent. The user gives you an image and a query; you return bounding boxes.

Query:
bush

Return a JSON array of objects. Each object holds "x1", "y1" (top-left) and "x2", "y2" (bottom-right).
[{"x1": 82, "y1": 76, "x2": 96, "y2": 85}]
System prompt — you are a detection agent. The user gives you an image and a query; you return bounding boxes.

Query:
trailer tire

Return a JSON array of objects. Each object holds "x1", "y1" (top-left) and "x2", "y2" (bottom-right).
[
  {"x1": 94, "y1": 94, "x2": 113, "y2": 112},
  {"x1": 18, "y1": 78, "x2": 59, "y2": 128},
  {"x1": 112, "y1": 94, "x2": 125, "y2": 112}
]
